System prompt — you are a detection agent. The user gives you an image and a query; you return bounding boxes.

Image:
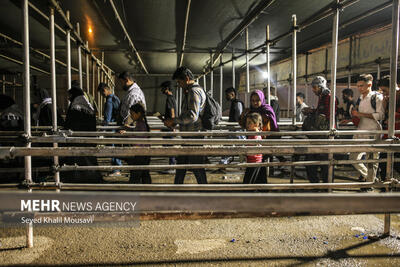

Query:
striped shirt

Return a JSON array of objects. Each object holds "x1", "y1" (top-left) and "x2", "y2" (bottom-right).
[{"x1": 120, "y1": 83, "x2": 146, "y2": 125}]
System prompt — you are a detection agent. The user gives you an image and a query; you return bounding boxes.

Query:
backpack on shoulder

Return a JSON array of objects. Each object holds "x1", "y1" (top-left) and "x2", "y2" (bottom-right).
[{"x1": 201, "y1": 91, "x2": 222, "y2": 130}]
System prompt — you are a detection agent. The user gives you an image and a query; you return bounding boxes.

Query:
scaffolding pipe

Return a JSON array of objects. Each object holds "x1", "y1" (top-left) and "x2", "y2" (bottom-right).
[
  {"x1": 266, "y1": 25, "x2": 271, "y2": 105},
  {"x1": 0, "y1": 54, "x2": 49, "y2": 75},
  {"x1": 232, "y1": 48, "x2": 235, "y2": 87},
  {"x1": 245, "y1": 28, "x2": 250, "y2": 108},
  {"x1": 108, "y1": 0, "x2": 148, "y2": 74},
  {"x1": 0, "y1": 129, "x2": 392, "y2": 137},
  {"x1": 18, "y1": 181, "x2": 392, "y2": 192},
  {"x1": 220, "y1": 56, "x2": 223, "y2": 107},
  {"x1": 210, "y1": 52, "x2": 213, "y2": 96},
  {"x1": 178, "y1": 0, "x2": 191, "y2": 67},
  {"x1": 203, "y1": 75, "x2": 206, "y2": 91},
  {"x1": 66, "y1": 11, "x2": 71, "y2": 89},
  {"x1": 385, "y1": 0, "x2": 400, "y2": 236},
  {"x1": 86, "y1": 41, "x2": 89, "y2": 93},
  {"x1": 328, "y1": 0, "x2": 340, "y2": 187},
  {"x1": 76, "y1": 22, "x2": 82, "y2": 87},
  {"x1": 49, "y1": 7, "x2": 60, "y2": 189},
  {"x1": 53, "y1": 158, "x2": 396, "y2": 173},
  {"x1": 1, "y1": 144, "x2": 400, "y2": 158},
  {"x1": 291, "y1": 15, "x2": 297, "y2": 125},
  {"x1": 22, "y1": 0, "x2": 33, "y2": 249},
  {"x1": 29, "y1": 136, "x2": 379, "y2": 145}
]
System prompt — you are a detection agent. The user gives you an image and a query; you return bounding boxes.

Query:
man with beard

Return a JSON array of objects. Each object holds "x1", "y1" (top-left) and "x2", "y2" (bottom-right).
[
  {"x1": 118, "y1": 71, "x2": 146, "y2": 128},
  {"x1": 339, "y1": 88, "x2": 355, "y2": 124}
]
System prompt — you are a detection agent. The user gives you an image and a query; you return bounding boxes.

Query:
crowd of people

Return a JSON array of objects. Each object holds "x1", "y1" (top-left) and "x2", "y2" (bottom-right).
[{"x1": 0, "y1": 67, "x2": 398, "y2": 185}]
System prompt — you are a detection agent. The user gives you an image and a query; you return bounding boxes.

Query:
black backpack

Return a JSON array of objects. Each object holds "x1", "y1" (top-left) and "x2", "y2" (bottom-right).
[{"x1": 201, "y1": 91, "x2": 222, "y2": 130}]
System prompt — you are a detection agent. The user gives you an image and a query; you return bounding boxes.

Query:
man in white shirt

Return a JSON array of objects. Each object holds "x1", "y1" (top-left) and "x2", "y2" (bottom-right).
[{"x1": 350, "y1": 74, "x2": 385, "y2": 181}]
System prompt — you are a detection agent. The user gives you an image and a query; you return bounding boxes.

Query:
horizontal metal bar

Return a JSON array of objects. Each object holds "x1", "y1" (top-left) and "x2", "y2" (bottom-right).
[
  {"x1": 55, "y1": 158, "x2": 398, "y2": 172},
  {"x1": 1, "y1": 191, "x2": 400, "y2": 216},
  {"x1": 29, "y1": 136, "x2": 379, "y2": 145},
  {"x1": 1, "y1": 144, "x2": 400, "y2": 158},
  {"x1": 0, "y1": 53, "x2": 50, "y2": 75},
  {"x1": 21, "y1": 181, "x2": 387, "y2": 191}
]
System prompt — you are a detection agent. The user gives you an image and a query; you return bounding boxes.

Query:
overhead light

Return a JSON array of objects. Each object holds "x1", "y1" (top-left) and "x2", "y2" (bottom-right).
[
  {"x1": 88, "y1": 27, "x2": 93, "y2": 33},
  {"x1": 262, "y1": 71, "x2": 269, "y2": 79}
]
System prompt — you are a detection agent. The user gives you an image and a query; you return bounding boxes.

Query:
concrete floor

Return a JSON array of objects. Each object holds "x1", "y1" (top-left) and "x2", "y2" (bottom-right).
[{"x1": 1, "y1": 156, "x2": 399, "y2": 266}]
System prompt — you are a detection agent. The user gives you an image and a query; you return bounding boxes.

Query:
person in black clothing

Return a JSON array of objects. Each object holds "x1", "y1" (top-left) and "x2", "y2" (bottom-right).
[
  {"x1": 160, "y1": 81, "x2": 177, "y2": 167},
  {"x1": 61, "y1": 86, "x2": 102, "y2": 183},
  {"x1": 339, "y1": 88, "x2": 355, "y2": 124},
  {"x1": 226, "y1": 87, "x2": 243, "y2": 122},
  {"x1": 219, "y1": 87, "x2": 244, "y2": 165},
  {"x1": 0, "y1": 95, "x2": 24, "y2": 182},
  {"x1": 264, "y1": 86, "x2": 280, "y2": 122},
  {"x1": 32, "y1": 88, "x2": 64, "y2": 127}
]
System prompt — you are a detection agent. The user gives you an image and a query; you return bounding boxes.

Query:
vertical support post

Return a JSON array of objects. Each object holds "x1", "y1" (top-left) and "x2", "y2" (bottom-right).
[
  {"x1": 92, "y1": 59, "x2": 95, "y2": 102},
  {"x1": 347, "y1": 73, "x2": 351, "y2": 88},
  {"x1": 203, "y1": 75, "x2": 207, "y2": 91},
  {"x1": 266, "y1": 25, "x2": 271, "y2": 105},
  {"x1": 328, "y1": 0, "x2": 340, "y2": 190},
  {"x1": 13, "y1": 76, "x2": 16, "y2": 100},
  {"x1": 2, "y1": 74, "x2": 5, "y2": 94},
  {"x1": 22, "y1": 0, "x2": 33, "y2": 248},
  {"x1": 245, "y1": 28, "x2": 250, "y2": 107},
  {"x1": 232, "y1": 48, "x2": 235, "y2": 88},
  {"x1": 179, "y1": 87, "x2": 183, "y2": 116},
  {"x1": 76, "y1": 23, "x2": 82, "y2": 88},
  {"x1": 66, "y1": 11, "x2": 71, "y2": 89},
  {"x1": 384, "y1": 0, "x2": 400, "y2": 237},
  {"x1": 348, "y1": 36, "x2": 352, "y2": 89},
  {"x1": 97, "y1": 64, "x2": 100, "y2": 117},
  {"x1": 377, "y1": 61, "x2": 381, "y2": 80},
  {"x1": 86, "y1": 41, "x2": 89, "y2": 94},
  {"x1": 219, "y1": 56, "x2": 223, "y2": 107},
  {"x1": 109, "y1": 69, "x2": 113, "y2": 93},
  {"x1": 291, "y1": 15, "x2": 297, "y2": 125},
  {"x1": 100, "y1": 52, "x2": 104, "y2": 116},
  {"x1": 210, "y1": 52, "x2": 213, "y2": 96},
  {"x1": 49, "y1": 7, "x2": 60, "y2": 191}
]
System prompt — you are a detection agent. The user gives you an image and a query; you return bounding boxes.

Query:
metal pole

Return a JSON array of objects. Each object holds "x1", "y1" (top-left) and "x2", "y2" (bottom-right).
[
  {"x1": 92, "y1": 59, "x2": 95, "y2": 102},
  {"x1": 49, "y1": 7, "x2": 60, "y2": 191},
  {"x1": 377, "y1": 61, "x2": 381, "y2": 80},
  {"x1": 86, "y1": 41, "x2": 89, "y2": 94},
  {"x1": 328, "y1": 0, "x2": 340, "y2": 189},
  {"x1": 97, "y1": 65, "x2": 100, "y2": 116},
  {"x1": 179, "y1": 87, "x2": 183, "y2": 115},
  {"x1": 100, "y1": 52, "x2": 104, "y2": 116},
  {"x1": 2, "y1": 74, "x2": 5, "y2": 94},
  {"x1": 266, "y1": 25, "x2": 271, "y2": 105},
  {"x1": 291, "y1": 16, "x2": 297, "y2": 125},
  {"x1": 13, "y1": 76, "x2": 16, "y2": 99},
  {"x1": 210, "y1": 52, "x2": 214, "y2": 96},
  {"x1": 219, "y1": 56, "x2": 223, "y2": 107},
  {"x1": 348, "y1": 73, "x2": 351, "y2": 88},
  {"x1": 22, "y1": 0, "x2": 33, "y2": 249},
  {"x1": 76, "y1": 22, "x2": 82, "y2": 88},
  {"x1": 66, "y1": 11, "x2": 71, "y2": 89},
  {"x1": 203, "y1": 74, "x2": 207, "y2": 91},
  {"x1": 245, "y1": 28, "x2": 250, "y2": 107},
  {"x1": 232, "y1": 47, "x2": 235, "y2": 88},
  {"x1": 385, "y1": 0, "x2": 400, "y2": 236}
]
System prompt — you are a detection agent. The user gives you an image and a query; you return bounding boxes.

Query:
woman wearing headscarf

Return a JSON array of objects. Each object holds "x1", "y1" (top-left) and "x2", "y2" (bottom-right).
[
  {"x1": 240, "y1": 89, "x2": 279, "y2": 132},
  {"x1": 61, "y1": 86, "x2": 102, "y2": 183},
  {"x1": 239, "y1": 90, "x2": 279, "y2": 183}
]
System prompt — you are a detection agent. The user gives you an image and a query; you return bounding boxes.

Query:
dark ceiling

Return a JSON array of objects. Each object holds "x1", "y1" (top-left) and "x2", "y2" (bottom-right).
[{"x1": 0, "y1": 0, "x2": 393, "y2": 76}]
